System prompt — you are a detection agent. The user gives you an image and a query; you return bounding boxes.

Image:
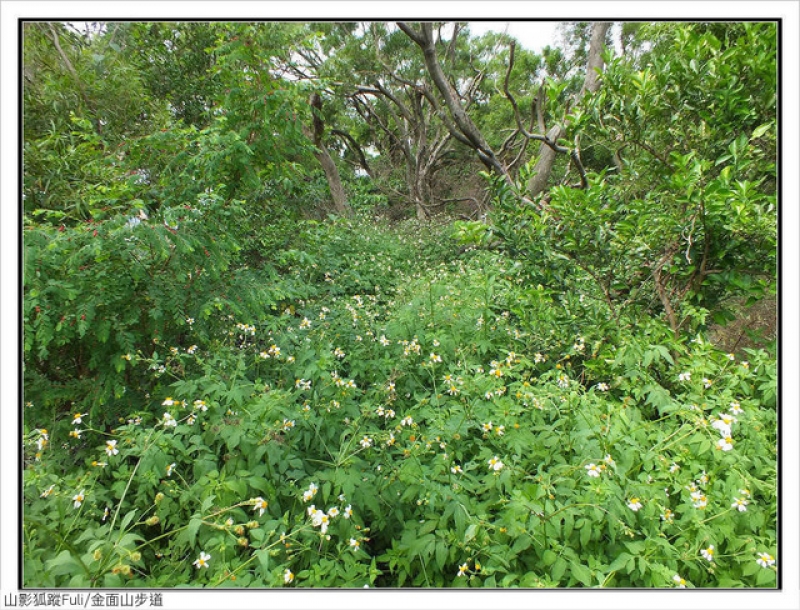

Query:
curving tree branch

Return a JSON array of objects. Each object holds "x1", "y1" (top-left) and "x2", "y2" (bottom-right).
[
  {"x1": 398, "y1": 21, "x2": 540, "y2": 208},
  {"x1": 330, "y1": 129, "x2": 374, "y2": 178}
]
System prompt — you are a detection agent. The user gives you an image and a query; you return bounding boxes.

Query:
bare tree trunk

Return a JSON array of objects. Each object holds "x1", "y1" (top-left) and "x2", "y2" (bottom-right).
[
  {"x1": 581, "y1": 22, "x2": 610, "y2": 97},
  {"x1": 407, "y1": 158, "x2": 429, "y2": 220},
  {"x1": 527, "y1": 22, "x2": 611, "y2": 198},
  {"x1": 415, "y1": 197, "x2": 428, "y2": 220},
  {"x1": 526, "y1": 124, "x2": 565, "y2": 198},
  {"x1": 315, "y1": 143, "x2": 350, "y2": 215},
  {"x1": 308, "y1": 93, "x2": 351, "y2": 216},
  {"x1": 397, "y1": 22, "x2": 509, "y2": 178},
  {"x1": 401, "y1": 21, "x2": 598, "y2": 210}
]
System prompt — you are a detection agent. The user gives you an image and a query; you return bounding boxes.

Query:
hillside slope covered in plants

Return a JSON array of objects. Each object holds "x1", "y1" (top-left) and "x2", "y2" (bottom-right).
[{"x1": 22, "y1": 21, "x2": 778, "y2": 588}]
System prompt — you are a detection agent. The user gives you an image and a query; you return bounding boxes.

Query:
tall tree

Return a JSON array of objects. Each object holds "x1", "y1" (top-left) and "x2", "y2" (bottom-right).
[
  {"x1": 526, "y1": 22, "x2": 610, "y2": 198},
  {"x1": 118, "y1": 22, "x2": 223, "y2": 128},
  {"x1": 308, "y1": 22, "x2": 486, "y2": 219},
  {"x1": 493, "y1": 22, "x2": 777, "y2": 341},
  {"x1": 306, "y1": 92, "x2": 351, "y2": 215},
  {"x1": 399, "y1": 21, "x2": 612, "y2": 204}
]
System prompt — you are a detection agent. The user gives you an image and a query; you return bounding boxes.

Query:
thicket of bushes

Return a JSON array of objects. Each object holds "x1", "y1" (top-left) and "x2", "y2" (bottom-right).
[
  {"x1": 23, "y1": 210, "x2": 777, "y2": 588},
  {"x1": 22, "y1": 21, "x2": 777, "y2": 589}
]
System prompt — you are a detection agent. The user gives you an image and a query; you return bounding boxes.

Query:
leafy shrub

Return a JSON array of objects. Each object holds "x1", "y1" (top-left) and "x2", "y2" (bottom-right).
[
  {"x1": 24, "y1": 115, "x2": 143, "y2": 224},
  {"x1": 23, "y1": 217, "x2": 777, "y2": 588},
  {"x1": 23, "y1": 191, "x2": 246, "y2": 428}
]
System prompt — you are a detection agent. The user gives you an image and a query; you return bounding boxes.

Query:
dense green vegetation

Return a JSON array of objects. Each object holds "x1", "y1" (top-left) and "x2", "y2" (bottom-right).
[{"x1": 22, "y1": 21, "x2": 777, "y2": 588}]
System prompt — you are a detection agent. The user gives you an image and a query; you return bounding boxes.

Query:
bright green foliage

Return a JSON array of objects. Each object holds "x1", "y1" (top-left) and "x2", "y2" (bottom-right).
[
  {"x1": 119, "y1": 22, "x2": 223, "y2": 128},
  {"x1": 24, "y1": 115, "x2": 143, "y2": 223},
  {"x1": 22, "y1": 23, "x2": 166, "y2": 144},
  {"x1": 22, "y1": 21, "x2": 778, "y2": 590},
  {"x1": 493, "y1": 22, "x2": 776, "y2": 339},
  {"x1": 23, "y1": 191, "x2": 246, "y2": 424},
  {"x1": 24, "y1": 215, "x2": 777, "y2": 588},
  {"x1": 23, "y1": 23, "x2": 169, "y2": 220}
]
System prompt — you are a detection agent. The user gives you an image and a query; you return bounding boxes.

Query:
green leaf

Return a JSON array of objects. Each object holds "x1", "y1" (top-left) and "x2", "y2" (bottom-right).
[
  {"x1": 608, "y1": 552, "x2": 633, "y2": 573},
  {"x1": 435, "y1": 540, "x2": 448, "y2": 571},
  {"x1": 755, "y1": 568, "x2": 776, "y2": 587},
  {"x1": 551, "y1": 557, "x2": 567, "y2": 582},
  {"x1": 741, "y1": 559, "x2": 760, "y2": 577},
  {"x1": 563, "y1": 512, "x2": 574, "y2": 540},
  {"x1": 419, "y1": 520, "x2": 437, "y2": 535},
  {"x1": 579, "y1": 521, "x2": 591, "y2": 548},
  {"x1": 117, "y1": 532, "x2": 144, "y2": 549},
  {"x1": 255, "y1": 548, "x2": 270, "y2": 575},
  {"x1": 653, "y1": 344, "x2": 674, "y2": 365},
  {"x1": 119, "y1": 510, "x2": 137, "y2": 531},
  {"x1": 751, "y1": 123, "x2": 771, "y2": 140},
  {"x1": 511, "y1": 535, "x2": 531, "y2": 554},
  {"x1": 187, "y1": 517, "x2": 202, "y2": 546},
  {"x1": 541, "y1": 549, "x2": 558, "y2": 566},
  {"x1": 464, "y1": 523, "x2": 478, "y2": 543},
  {"x1": 45, "y1": 550, "x2": 82, "y2": 577},
  {"x1": 454, "y1": 505, "x2": 466, "y2": 537},
  {"x1": 571, "y1": 562, "x2": 593, "y2": 586},
  {"x1": 624, "y1": 540, "x2": 645, "y2": 554}
]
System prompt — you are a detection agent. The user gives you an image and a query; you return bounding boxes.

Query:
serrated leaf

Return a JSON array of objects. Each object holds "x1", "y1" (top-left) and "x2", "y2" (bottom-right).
[
  {"x1": 454, "y1": 505, "x2": 466, "y2": 537},
  {"x1": 653, "y1": 344, "x2": 674, "y2": 364},
  {"x1": 608, "y1": 552, "x2": 633, "y2": 572},
  {"x1": 435, "y1": 540, "x2": 448, "y2": 570},
  {"x1": 741, "y1": 559, "x2": 760, "y2": 576},
  {"x1": 187, "y1": 517, "x2": 202, "y2": 546},
  {"x1": 255, "y1": 548, "x2": 270, "y2": 574},
  {"x1": 755, "y1": 568, "x2": 776, "y2": 587},
  {"x1": 419, "y1": 520, "x2": 437, "y2": 535},
  {"x1": 563, "y1": 512, "x2": 574, "y2": 540},
  {"x1": 45, "y1": 550, "x2": 82, "y2": 576},
  {"x1": 117, "y1": 532, "x2": 144, "y2": 548},
  {"x1": 580, "y1": 521, "x2": 591, "y2": 547},
  {"x1": 201, "y1": 495, "x2": 216, "y2": 512},
  {"x1": 511, "y1": 535, "x2": 531, "y2": 554}
]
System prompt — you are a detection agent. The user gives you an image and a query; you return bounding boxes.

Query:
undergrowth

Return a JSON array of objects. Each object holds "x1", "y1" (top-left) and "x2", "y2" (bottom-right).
[{"x1": 23, "y1": 212, "x2": 777, "y2": 588}]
